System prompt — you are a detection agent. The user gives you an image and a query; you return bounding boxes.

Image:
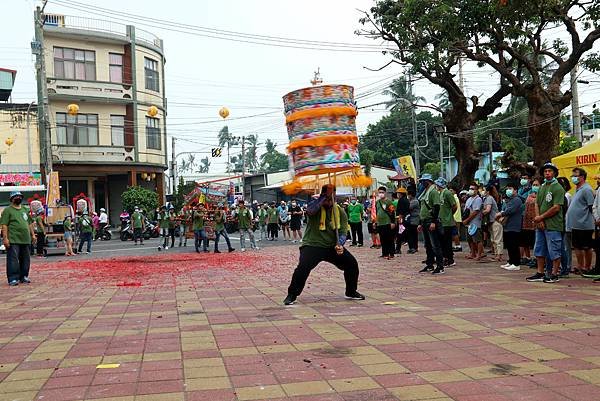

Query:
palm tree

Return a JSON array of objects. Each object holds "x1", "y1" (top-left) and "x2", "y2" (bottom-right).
[
  {"x1": 178, "y1": 154, "x2": 196, "y2": 174},
  {"x1": 244, "y1": 134, "x2": 259, "y2": 173},
  {"x1": 218, "y1": 125, "x2": 239, "y2": 172},
  {"x1": 383, "y1": 76, "x2": 426, "y2": 112},
  {"x1": 197, "y1": 157, "x2": 210, "y2": 174}
]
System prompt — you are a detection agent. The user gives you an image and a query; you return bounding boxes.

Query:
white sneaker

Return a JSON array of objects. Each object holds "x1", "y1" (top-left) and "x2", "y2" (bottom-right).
[
  {"x1": 254, "y1": 246, "x2": 260, "y2": 250},
  {"x1": 501, "y1": 263, "x2": 511, "y2": 268},
  {"x1": 241, "y1": 248, "x2": 246, "y2": 252},
  {"x1": 505, "y1": 265, "x2": 521, "y2": 271}
]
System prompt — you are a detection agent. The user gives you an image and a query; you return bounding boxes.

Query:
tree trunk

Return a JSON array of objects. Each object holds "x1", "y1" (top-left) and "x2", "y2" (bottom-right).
[
  {"x1": 449, "y1": 135, "x2": 479, "y2": 191},
  {"x1": 527, "y1": 85, "x2": 569, "y2": 169}
]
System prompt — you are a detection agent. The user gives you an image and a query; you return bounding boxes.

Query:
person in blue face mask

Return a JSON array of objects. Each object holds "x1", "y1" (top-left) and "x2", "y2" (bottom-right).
[{"x1": 527, "y1": 163, "x2": 565, "y2": 284}]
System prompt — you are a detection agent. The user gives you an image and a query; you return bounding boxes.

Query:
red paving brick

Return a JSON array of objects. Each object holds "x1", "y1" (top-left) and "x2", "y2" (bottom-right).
[{"x1": 0, "y1": 245, "x2": 599, "y2": 400}]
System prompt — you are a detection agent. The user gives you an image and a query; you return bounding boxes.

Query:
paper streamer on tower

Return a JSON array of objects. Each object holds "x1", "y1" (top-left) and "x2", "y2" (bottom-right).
[{"x1": 281, "y1": 84, "x2": 372, "y2": 194}]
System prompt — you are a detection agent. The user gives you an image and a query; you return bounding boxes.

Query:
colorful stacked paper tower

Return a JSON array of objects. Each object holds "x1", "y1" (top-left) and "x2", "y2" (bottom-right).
[{"x1": 283, "y1": 85, "x2": 360, "y2": 177}]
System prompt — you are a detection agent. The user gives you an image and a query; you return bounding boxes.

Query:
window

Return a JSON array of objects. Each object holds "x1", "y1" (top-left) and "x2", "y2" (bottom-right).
[
  {"x1": 146, "y1": 117, "x2": 161, "y2": 150},
  {"x1": 110, "y1": 115, "x2": 125, "y2": 146},
  {"x1": 54, "y1": 47, "x2": 96, "y2": 80},
  {"x1": 144, "y1": 57, "x2": 160, "y2": 92},
  {"x1": 56, "y1": 112, "x2": 98, "y2": 145},
  {"x1": 109, "y1": 53, "x2": 123, "y2": 83}
]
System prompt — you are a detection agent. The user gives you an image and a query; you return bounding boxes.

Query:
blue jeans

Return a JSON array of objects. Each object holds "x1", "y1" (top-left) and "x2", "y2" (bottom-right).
[
  {"x1": 239, "y1": 228, "x2": 256, "y2": 249},
  {"x1": 6, "y1": 243, "x2": 30, "y2": 283},
  {"x1": 78, "y1": 232, "x2": 92, "y2": 253},
  {"x1": 194, "y1": 229, "x2": 207, "y2": 252},
  {"x1": 214, "y1": 229, "x2": 232, "y2": 251}
]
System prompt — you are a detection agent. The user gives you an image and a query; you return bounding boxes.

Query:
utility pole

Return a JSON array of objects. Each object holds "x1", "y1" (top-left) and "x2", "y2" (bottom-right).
[
  {"x1": 34, "y1": 6, "x2": 52, "y2": 178},
  {"x1": 408, "y1": 72, "x2": 420, "y2": 177},
  {"x1": 171, "y1": 136, "x2": 176, "y2": 194},
  {"x1": 571, "y1": 65, "x2": 582, "y2": 143},
  {"x1": 26, "y1": 102, "x2": 35, "y2": 175},
  {"x1": 488, "y1": 131, "x2": 494, "y2": 173},
  {"x1": 241, "y1": 136, "x2": 246, "y2": 200}
]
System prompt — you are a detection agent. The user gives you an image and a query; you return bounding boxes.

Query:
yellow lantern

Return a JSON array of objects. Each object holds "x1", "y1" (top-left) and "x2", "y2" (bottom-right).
[
  {"x1": 141, "y1": 172, "x2": 148, "y2": 180},
  {"x1": 148, "y1": 105, "x2": 159, "y2": 117},
  {"x1": 219, "y1": 107, "x2": 230, "y2": 119},
  {"x1": 67, "y1": 103, "x2": 79, "y2": 116},
  {"x1": 150, "y1": 173, "x2": 156, "y2": 179},
  {"x1": 5, "y1": 137, "x2": 14, "y2": 147}
]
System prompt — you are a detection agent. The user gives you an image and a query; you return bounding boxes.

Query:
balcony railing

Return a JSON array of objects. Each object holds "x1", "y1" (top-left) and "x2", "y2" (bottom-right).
[{"x1": 43, "y1": 14, "x2": 163, "y2": 50}]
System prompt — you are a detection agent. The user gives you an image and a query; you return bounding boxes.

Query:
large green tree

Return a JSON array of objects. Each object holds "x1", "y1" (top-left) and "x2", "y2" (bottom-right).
[
  {"x1": 447, "y1": 0, "x2": 600, "y2": 167},
  {"x1": 259, "y1": 139, "x2": 289, "y2": 173},
  {"x1": 360, "y1": 1, "x2": 517, "y2": 189}
]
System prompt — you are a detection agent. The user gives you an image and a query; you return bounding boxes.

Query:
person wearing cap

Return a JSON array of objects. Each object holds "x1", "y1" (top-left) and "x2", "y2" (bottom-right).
[
  {"x1": 98, "y1": 207, "x2": 108, "y2": 237},
  {"x1": 258, "y1": 203, "x2": 269, "y2": 241},
  {"x1": 435, "y1": 177, "x2": 458, "y2": 268},
  {"x1": 214, "y1": 204, "x2": 234, "y2": 253},
  {"x1": 284, "y1": 184, "x2": 364, "y2": 305},
  {"x1": 157, "y1": 206, "x2": 170, "y2": 250},
  {"x1": 0, "y1": 191, "x2": 36, "y2": 286},
  {"x1": 131, "y1": 207, "x2": 145, "y2": 245},
  {"x1": 78, "y1": 211, "x2": 94, "y2": 254},
  {"x1": 267, "y1": 202, "x2": 279, "y2": 241},
  {"x1": 395, "y1": 187, "x2": 410, "y2": 254},
  {"x1": 375, "y1": 186, "x2": 396, "y2": 260},
  {"x1": 527, "y1": 162, "x2": 565, "y2": 283},
  {"x1": 418, "y1": 174, "x2": 445, "y2": 274},
  {"x1": 347, "y1": 196, "x2": 364, "y2": 247},
  {"x1": 235, "y1": 200, "x2": 259, "y2": 252}
]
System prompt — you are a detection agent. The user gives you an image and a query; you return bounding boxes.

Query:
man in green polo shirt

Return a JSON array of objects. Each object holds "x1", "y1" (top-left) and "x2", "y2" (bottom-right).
[
  {"x1": 236, "y1": 200, "x2": 258, "y2": 251},
  {"x1": 77, "y1": 211, "x2": 94, "y2": 254},
  {"x1": 267, "y1": 202, "x2": 279, "y2": 241},
  {"x1": 527, "y1": 162, "x2": 565, "y2": 283},
  {"x1": 347, "y1": 197, "x2": 364, "y2": 247},
  {"x1": 192, "y1": 203, "x2": 208, "y2": 253},
  {"x1": 435, "y1": 177, "x2": 458, "y2": 268},
  {"x1": 131, "y1": 207, "x2": 145, "y2": 245},
  {"x1": 284, "y1": 185, "x2": 365, "y2": 305},
  {"x1": 418, "y1": 174, "x2": 444, "y2": 275},
  {"x1": 214, "y1": 204, "x2": 234, "y2": 253},
  {"x1": 375, "y1": 186, "x2": 396, "y2": 259},
  {"x1": 0, "y1": 191, "x2": 36, "y2": 286}
]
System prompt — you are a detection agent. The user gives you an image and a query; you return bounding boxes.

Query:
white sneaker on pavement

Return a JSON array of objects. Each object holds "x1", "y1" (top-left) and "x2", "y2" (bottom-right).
[{"x1": 505, "y1": 265, "x2": 521, "y2": 271}]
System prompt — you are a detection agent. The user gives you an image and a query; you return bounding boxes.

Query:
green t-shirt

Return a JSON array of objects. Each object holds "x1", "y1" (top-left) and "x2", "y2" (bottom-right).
[
  {"x1": 419, "y1": 186, "x2": 441, "y2": 221},
  {"x1": 347, "y1": 203, "x2": 364, "y2": 224},
  {"x1": 536, "y1": 179, "x2": 565, "y2": 232},
  {"x1": 258, "y1": 208, "x2": 268, "y2": 225},
  {"x1": 302, "y1": 205, "x2": 348, "y2": 248},
  {"x1": 63, "y1": 219, "x2": 72, "y2": 232},
  {"x1": 267, "y1": 208, "x2": 278, "y2": 224},
  {"x1": 0, "y1": 205, "x2": 32, "y2": 244},
  {"x1": 158, "y1": 212, "x2": 169, "y2": 229},
  {"x1": 192, "y1": 211, "x2": 205, "y2": 230},
  {"x1": 237, "y1": 208, "x2": 253, "y2": 229},
  {"x1": 376, "y1": 199, "x2": 394, "y2": 225},
  {"x1": 214, "y1": 210, "x2": 225, "y2": 231},
  {"x1": 132, "y1": 211, "x2": 143, "y2": 229},
  {"x1": 34, "y1": 215, "x2": 45, "y2": 234},
  {"x1": 439, "y1": 189, "x2": 457, "y2": 227},
  {"x1": 80, "y1": 215, "x2": 93, "y2": 233}
]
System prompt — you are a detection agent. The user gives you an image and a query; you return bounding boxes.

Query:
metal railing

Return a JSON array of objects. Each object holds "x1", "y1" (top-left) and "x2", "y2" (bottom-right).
[{"x1": 43, "y1": 14, "x2": 162, "y2": 49}]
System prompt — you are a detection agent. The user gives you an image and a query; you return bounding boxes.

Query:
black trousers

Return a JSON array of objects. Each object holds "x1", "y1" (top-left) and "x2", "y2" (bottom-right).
[
  {"x1": 6, "y1": 243, "x2": 30, "y2": 283},
  {"x1": 422, "y1": 221, "x2": 443, "y2": 269},
  {"x1": 378, "y1": 224, "x2": 395, "y2": 257},
  {"x1": 595, "y1": 229, "x2": 600, "y2": 272},
  {"x1": 36, "y1": 233, "x2": 45, "y2": 256},
  {"x1": 441, "y1": 226, "x2": 454, "y2": 263},
  {"x1": 504, "y1": 231, "x2": 521, "y2": 266},
  {"x1": 133, "y1": 227, "x2": 143, "y2": 244},
  {"x1": 268, "y1": 223, "x2": 279, "y2": 239},
  {"x1": 349, "y1": 222, "x2": 363, "y2": 246},
  {"x1": 288, "y1": 246, "x2": 359, "y2": 297},
  {"x1": 407, "y1": 224, "x2": 419, "y2": 251}
]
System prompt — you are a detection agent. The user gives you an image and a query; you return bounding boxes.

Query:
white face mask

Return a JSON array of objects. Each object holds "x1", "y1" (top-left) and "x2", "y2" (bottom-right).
[
  {"x1": 291, "y1": 202, "x2": 297, "y2": 207},
  {"x1": 378, "y1": 193, "x2": 385, "y2": 199},
  {"x1": 468, "y1": 189, "x2": 475, "y2": 196}
]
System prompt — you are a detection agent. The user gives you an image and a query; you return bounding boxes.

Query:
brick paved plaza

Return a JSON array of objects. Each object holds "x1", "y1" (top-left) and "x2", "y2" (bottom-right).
[{"x1": 0, "y1": 245, "x2": 599, "y2": 401}]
